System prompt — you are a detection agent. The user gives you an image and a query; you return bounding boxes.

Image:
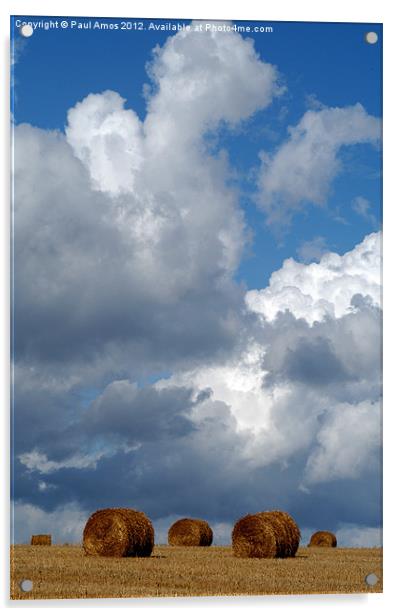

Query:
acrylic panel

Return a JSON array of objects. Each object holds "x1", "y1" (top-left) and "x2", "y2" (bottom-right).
[{"x1": 10, "y1": 15, "x2": 382, "y2": 599}]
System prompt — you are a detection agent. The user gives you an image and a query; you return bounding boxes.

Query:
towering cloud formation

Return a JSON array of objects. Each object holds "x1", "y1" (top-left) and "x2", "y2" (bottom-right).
[
  {"x1": 66, "y1": 25, "x2": 281, "y2": 196},
  {"x1": 160, "y1": 231, "x2": 381, "y2": 474},
  {"x1": 14, "y1": 26, "x2": 282, "y2": 380}
]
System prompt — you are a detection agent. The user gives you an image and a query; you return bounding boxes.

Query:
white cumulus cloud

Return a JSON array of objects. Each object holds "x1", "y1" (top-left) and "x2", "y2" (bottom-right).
[
  {"x1": 246, "y1": 231, "x2": 381, "y2": 324},
  {"x1": 303, "y1": 400, "x2": 381, "y2": 485},
  {"x1": 257, "y1": 103, "x2": 381, "y2": 226},
  {"x1": 157, "y1": 232, "x2": 381, "y2": 482},
  {"x1": 66, "y1": 91, "x2": 144, "y2": 195},
  {"x1": 144, "y1": 22, "x2": 283, "y2": 151},
  {"x1": 66, "y1": 23, "x2": 282, "y2": 198}
]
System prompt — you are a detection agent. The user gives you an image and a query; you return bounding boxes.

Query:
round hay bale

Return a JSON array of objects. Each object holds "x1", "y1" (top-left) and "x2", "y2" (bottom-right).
[
  {"x1": 261, "y1": 511, "x2": 301, "y2": 557},
  {"x1": 232, "y1": 510, "x2": 300, "y2": 558},
  {"x1": 168, "y1": 518, "x2": 213, "y2": 546},
  {"x1": 83, "y1": 508, "x2": 154, "y2": 557},
  {"x1": 232, "y1": 513, "x2": 277, "y2": 558},
  {"x1": 31, "y1": 534, "x2": 51, "y2": 546},
  {"x1": 308, "y1": 531, "x2": 337, "y2": 547}
]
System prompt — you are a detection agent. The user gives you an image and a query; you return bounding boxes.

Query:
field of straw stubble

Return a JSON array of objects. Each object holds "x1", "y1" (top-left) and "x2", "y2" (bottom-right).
[{"x1": 10, "y1": 544, "x2": 382, "y2": 599}]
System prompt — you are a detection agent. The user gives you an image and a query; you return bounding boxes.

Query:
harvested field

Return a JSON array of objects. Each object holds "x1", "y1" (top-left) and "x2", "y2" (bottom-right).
[{"x1": 10, "y1": 544, "x2": 382, "y2": 599}]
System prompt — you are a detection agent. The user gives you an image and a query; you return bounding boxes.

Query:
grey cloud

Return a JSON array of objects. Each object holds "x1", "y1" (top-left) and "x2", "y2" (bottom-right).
[
  {"x1": 80, "y1": 381, "x2": 205, "y2": 442},
  {"x1": 13, "y1": 122, "x2": 248, "y2": 381},
  {"x1": 277, "y1": 336, "x2": 348, "y2": 386},
  {"x1": 261, "y1": 301, "x2": 381, "y2": 399},
  {"x1": 12, "y1": 284, "x2": 381, "y2": 540},
  {"x1": 13, "y1": 443, "x2": 381, "y2": 543},
  {"x1": 13, "y1": 379, "x2": 211, "y2": 469}
]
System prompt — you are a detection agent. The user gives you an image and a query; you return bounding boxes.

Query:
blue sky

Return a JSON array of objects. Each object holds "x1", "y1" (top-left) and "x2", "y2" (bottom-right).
[{"x1": 11, "y1": 16, "x2": 382, "y2": 547}]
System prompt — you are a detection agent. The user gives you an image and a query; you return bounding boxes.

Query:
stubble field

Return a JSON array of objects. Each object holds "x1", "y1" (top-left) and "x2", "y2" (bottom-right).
[{"x1": 10, "y1": 545, "x2": 382, "y2": 599}]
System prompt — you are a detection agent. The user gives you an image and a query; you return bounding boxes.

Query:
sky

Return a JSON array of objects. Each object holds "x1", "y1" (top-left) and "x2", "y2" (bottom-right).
[{"x1": 10, "y1": 16, "x2": 382, "y2": 547}]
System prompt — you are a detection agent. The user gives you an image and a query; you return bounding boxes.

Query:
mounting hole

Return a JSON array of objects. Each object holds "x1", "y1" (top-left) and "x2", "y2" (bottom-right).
[
  {"x1": 20, "y1": 24, "x2": 34, "y2": 37},
  {"x1": 365, "y1": 572, "x2": 378, "y2": 586},
  {"x1": 365, "y1": 31, "x2": 378, "y2": 45},
  {"x1": 20, "y1": 579, "x2": 33, "y2": 592}
]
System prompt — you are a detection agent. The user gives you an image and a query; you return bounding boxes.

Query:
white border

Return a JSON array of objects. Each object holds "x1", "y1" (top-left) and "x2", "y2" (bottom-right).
[
  {"x1": 1, "y1": 0, "x2": 398, "y2": 613},
  {"x1": 0, "y1": 0, "x2": 389, "y2": 22}
]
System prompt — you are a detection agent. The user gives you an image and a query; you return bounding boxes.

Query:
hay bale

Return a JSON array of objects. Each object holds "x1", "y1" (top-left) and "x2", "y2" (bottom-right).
[
  {"x1": 168, "y1": 518, "x2": 213, "y2": 546},
  {"x1": 232, "y1": 514, "x2": 277, "y2": 558},
  {"x1": 308, "y1": 530, "x2": 337, "y2": 547},
  {"x1": 83, "y1": 508, "x2": 154, "y2": 557},
  {"x1": 263, "y1": 510, "x2": 301, "y2": 557},
  {"x1": 31, "y1": 534, "x2": 51, "y2": 546},
  {"x1": 232, "y1": 510, "x2": 300, "y2": 558}
]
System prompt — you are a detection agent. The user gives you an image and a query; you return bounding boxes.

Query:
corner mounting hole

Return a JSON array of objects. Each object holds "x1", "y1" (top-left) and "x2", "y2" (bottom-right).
[
  {"x1": 20, "y1": 24, "x2": 34, "y2": 37},
  {"x1": 365, "y1": 572, "x2": 378, "y2": 586},
  {"x1": 365, "y1": 31, "x2": 378, "y2": 44},
  {"x1": 20, "y1": 579, "x2": 33, "y2": 592}
]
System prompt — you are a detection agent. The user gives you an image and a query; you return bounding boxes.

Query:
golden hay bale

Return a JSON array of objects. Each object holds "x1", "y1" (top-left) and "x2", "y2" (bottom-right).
[
  {"x1": 262, "y1": 510, "x2": 301, "y2": 557},
  {"x1": 232, "y1": 513, "x2": 277, "y2": 558},
  {"x1": 168, "y1": 518, "x2": 213, "y2": 546},
  {"x1": 83, "y1": 508, "x2": 154, "y2": 557},
  {"x1": 232, "y1": 510, "x2": 300, "y2": 558},
  {"x1": 308, "y1": 530, "x2": 337, "y2": 547},
  {"x1": 31, "y1": 534, "x2": 51, "y2": 546}
]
